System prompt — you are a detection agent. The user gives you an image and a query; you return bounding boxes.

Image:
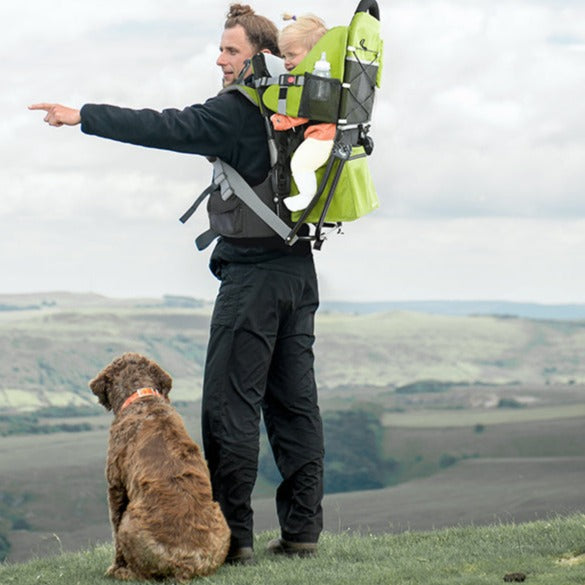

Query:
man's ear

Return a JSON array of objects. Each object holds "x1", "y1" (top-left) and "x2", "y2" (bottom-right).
[{"x1": 260, "y1": 49, "x2": 273, "y2": 54}]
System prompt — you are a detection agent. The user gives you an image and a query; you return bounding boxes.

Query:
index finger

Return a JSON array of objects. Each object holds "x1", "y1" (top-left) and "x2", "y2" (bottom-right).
[{"x1": 28, "y1": 103, "x2": 53, "y2": 111}]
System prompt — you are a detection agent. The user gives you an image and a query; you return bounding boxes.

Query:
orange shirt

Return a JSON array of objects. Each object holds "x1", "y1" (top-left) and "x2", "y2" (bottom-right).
[{"x1": 271, "y1": 113, "x2": 336, "y2": 141}]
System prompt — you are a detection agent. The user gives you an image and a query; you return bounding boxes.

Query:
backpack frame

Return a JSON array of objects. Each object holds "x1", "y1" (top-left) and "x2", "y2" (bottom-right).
[{"x1": 181, "y1": 0, "x2": 382, "y2": 250}]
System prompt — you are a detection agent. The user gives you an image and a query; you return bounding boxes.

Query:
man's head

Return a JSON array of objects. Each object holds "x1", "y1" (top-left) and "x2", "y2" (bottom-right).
[{"x1": 217, "y1": 4, "x2": 279, "y2": 87}]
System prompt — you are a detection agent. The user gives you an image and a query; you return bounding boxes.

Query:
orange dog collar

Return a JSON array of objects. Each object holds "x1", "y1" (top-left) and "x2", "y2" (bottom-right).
[{"x1": 121, "y1": 387, "x2": 163, "y2": 411}]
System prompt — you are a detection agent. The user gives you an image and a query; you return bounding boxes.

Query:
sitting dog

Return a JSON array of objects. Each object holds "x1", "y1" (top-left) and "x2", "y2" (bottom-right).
[{"x1": 89, "y1": 352, "x2": 230, "y2": 581}]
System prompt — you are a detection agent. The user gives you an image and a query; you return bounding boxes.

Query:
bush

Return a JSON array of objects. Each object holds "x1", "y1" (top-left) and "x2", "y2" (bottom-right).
[
  {"x1": 322, "y1": 410, "x2": 388, "y2": 493},
  {"x1": 0, "y1": 491, "x2": 34, "y2": 561},
  {"x1": 258, "y1": 409, "x2": 391, "y2": 494},
  {"x1": 497, "y1": 398, "x2": 525, "y2": 409},
  {"x1": 0, "y1": 414, "x2": 93, "y2": 436},
  {"x1": 439, "y1": 453, "x2": 458, "y2": 469},
  {"x1": 0, "y1": 533, "x2": 9, "y2": 563},
  {"x1": 395, "y1": 380, "x2": 458, "y2": 394}
]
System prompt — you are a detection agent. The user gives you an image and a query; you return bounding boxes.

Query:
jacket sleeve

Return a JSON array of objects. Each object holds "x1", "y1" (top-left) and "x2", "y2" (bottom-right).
[
  {"x1": 80, "y1": 95, "x2": 237, "y2": 159},
  {"x1": 79, "y1": 92, "x2": 271, "y2": 186}
]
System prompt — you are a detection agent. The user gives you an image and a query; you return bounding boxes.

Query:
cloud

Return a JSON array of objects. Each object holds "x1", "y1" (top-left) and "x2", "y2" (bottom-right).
[
  {"x1": 372, "y1": 0, "x2": 585, "y2": 220},
  {"x1": 315, "y1": 215, "x2": 585, "y2": 303},
  {"x1": 2, "y1": 0, "x2": 585, "y2": 301}
]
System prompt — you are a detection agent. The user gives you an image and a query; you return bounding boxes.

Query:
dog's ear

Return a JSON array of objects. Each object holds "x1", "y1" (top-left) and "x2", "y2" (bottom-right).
[
  {"x1": 89, "y1": 374, "x2": 112, "y2": 411},
  {"x1": 149, "y1": 363, "x2": 173, "y2": 398}
]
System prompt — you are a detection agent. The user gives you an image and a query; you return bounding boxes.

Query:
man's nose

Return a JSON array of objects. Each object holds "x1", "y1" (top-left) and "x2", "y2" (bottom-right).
[{"x1": 216, "y1": 51, "x2": 227, "y2": 67}]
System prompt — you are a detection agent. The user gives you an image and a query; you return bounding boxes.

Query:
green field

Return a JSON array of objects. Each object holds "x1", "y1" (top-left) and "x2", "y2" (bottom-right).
[
  {"x1": 382, "y1": 403, "x2": 585, "y2": 427},
  {"x1": 3, "y1": 401, "x2": 585, "y2": 563},
  {"x1": 2, "y1": 516, "x2": 585, "y2": 585}
]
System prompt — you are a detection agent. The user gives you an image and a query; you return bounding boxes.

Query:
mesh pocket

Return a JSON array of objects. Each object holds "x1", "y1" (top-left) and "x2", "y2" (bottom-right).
[
  {"x1": 207, "y1": 190, "x2": 243, "y2": 236},
  {"x1": 339, "y1": 61, "x2": 378, "y2": 124},
  {"x1": 298, "y1": 73, "x2": 341, "y2": 123}
]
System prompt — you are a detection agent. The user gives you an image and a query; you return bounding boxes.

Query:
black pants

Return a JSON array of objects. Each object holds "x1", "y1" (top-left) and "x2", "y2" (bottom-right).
[{"x1": 201, "y1": 254, "x2": 324, "y2": 550}]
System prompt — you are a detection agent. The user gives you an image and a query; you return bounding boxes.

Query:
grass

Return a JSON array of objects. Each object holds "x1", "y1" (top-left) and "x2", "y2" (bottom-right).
[
  {"x1": 381, "y1": 403, "x2": 585, "y2": 427},
  {"x1": 2, "y1": 516, "x2": 585, "y2": 585}
]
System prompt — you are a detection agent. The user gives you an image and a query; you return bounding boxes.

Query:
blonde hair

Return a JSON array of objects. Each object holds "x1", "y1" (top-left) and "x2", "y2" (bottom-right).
[{"x1": 279, "y1": 13, "x2": 327, "y2": 55}]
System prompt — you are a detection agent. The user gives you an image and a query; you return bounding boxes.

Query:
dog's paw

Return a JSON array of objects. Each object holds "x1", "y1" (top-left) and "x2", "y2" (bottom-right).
[{"x1": 105, "y1": 564, "x2": 137, "y2": 581}]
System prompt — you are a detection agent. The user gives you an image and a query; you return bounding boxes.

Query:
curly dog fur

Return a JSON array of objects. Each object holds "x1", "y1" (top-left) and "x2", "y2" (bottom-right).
[{"x1": 89, "y1": 352, "x2": 230, "y2": 581}]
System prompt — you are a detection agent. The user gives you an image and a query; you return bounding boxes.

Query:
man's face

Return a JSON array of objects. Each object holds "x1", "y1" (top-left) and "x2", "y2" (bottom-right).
[{"x1": 217, "y1": 24, "x2": 256, "y2": 87}]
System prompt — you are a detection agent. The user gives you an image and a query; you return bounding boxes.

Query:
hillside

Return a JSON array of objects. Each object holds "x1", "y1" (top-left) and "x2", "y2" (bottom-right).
[
  {"x1": 2, "y1": 292, "x2": 585, "y2": 566},
  {"x1": 3, "y1": 395, "x2": 585, "y2": 563},
  {"x1": 0, "y1": 293, "x2": 211, "y2": 410},
  {"x1": 2, "y1": 515, "x2": 585, "y2": 585},
  {"x1": 2, "y1": 292, "x2": 585, "y2": 412},
  {"x1": 314, "y1": 310, "x2": 585, "y2": 388},
  {"x1": 321, "y1": 299, "x2": 585, "y2": 320}
]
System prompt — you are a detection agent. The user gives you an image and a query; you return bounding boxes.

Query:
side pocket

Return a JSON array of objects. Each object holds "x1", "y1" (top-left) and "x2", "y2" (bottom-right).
[
  {"x1": 338, "y1": 60, "x2": 379, "y2": 124},
  {"x1": 207, "y1": 189, "x2": 243, "y2": 237},
  {"x1": 298, "y1": 73, "x2": 342, "y2": 123},
  {"x1": 206, "y1": 176, "x2": 288, "y2": 238}
]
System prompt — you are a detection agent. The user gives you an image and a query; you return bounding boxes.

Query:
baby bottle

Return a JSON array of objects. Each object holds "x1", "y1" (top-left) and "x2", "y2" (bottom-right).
[{"x1": 312, "y1": 52, "x2": 331, "y2": 101}]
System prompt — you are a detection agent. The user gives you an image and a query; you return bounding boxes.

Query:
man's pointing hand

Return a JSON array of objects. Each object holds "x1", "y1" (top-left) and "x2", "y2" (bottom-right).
[{"x1": 28, "y1": 103, "x2": 81, "y2": 127}]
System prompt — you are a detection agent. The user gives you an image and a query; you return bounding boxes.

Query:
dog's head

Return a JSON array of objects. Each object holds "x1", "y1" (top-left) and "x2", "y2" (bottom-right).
[{"x1": 89, "y1": 352, "x2": 173, "y2": 412}]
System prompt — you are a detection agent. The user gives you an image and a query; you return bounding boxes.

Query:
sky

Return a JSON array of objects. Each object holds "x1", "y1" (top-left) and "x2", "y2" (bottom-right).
[{"x1": 2, "y1": 0, "x2": 585, "y2": 303}]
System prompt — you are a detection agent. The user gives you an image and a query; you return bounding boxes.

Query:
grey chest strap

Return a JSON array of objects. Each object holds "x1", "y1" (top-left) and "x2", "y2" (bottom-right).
[
  {"x1": 214, "y1": 160, "x2": 292, "y2": 240},
  {"x1": 180, "y1": 159, "x2": 298, "y2": 250}
]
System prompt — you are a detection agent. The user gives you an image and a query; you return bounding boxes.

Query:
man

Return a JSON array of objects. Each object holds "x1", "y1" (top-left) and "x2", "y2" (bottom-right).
[{"x1": 29, "y1": 3, "x2": 324, "y2": 565}]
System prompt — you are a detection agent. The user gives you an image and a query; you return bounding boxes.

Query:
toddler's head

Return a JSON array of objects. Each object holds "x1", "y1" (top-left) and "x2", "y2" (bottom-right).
[{"x1": 279, "y1": 13, "x2": 327, "y2": 71}]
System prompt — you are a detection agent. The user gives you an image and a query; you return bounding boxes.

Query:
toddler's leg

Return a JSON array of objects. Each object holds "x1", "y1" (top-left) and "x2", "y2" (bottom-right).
[{"x1": 285, "y1": 138, "x2": 334, "y2": 212}]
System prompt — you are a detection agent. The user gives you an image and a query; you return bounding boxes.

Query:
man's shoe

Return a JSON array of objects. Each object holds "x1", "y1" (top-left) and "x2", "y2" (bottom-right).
[
  {"x1": 266, "y1": 537, "x2": 317, "y2": 557},
  {"x1": 225, "y1": 546, "x2": 255, "y2": 565}
]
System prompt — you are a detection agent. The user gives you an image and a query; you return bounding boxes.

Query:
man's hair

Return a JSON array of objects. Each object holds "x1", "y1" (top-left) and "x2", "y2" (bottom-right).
[
  {"x1": 225, "y1": 4, "x2": 279, "y2": 56},
  {"x1": 279, "y1": 14, "x2": 327, "y2": 55}
]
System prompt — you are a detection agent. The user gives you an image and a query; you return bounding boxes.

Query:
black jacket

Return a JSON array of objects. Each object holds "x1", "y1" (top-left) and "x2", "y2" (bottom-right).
[
  {"x1": 81, "y1": 91, "x2": 270, "y2": 187},
  {"x1": 80, "y1": 91, "x2": 311, "y2": 262}
]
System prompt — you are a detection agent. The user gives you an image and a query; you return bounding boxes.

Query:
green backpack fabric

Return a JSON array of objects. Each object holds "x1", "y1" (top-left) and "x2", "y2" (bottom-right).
[{"x1": 298, "y1": 144, "x2": 379, "y2": 224}]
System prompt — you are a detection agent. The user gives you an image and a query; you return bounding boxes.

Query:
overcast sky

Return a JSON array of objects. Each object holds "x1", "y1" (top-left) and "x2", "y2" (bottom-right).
[{"x1": 2, "y1": 0, "x2": 584, "y2": 303}]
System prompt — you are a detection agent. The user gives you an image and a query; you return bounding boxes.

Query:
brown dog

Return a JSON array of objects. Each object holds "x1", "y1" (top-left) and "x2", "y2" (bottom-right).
[{"x1": 89, "y1": 352, "x2": 230, "y2": 581}]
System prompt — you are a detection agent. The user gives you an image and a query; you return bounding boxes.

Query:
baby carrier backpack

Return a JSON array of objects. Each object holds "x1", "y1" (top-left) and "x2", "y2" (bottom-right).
[{"x1": 181, "y1": 0, "x2": 383, "y2": 250}]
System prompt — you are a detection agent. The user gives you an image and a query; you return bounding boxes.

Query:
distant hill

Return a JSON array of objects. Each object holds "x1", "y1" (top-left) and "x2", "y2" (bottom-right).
[
  {"x1": 2, "y1": 292, "x2": 585, "y2": 412},
  {"x1": 0, "y1": 292, "x2": 208, "y2": 311},
  {"x1": 320, "y1": 299, "x2": 585, "y2": 320},
  {"x1": 3, "y1": 292, "x2": 585, "y2": 320}
]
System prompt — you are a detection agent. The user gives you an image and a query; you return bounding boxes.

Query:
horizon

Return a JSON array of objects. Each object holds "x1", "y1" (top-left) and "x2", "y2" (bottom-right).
[{"x1": 4, "y1": 290, "x2": 585, "y2": 309}]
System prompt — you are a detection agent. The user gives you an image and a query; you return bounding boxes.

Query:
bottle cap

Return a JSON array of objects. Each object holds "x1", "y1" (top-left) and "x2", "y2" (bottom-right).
[{"x1": 314, "y1": 52, "x2": 330, "y2": 73}]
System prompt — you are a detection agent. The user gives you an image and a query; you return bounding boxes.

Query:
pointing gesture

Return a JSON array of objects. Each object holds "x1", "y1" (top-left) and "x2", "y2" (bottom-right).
[{"x1": 28, "y1": 103, "x2": 81, "y2": 127}]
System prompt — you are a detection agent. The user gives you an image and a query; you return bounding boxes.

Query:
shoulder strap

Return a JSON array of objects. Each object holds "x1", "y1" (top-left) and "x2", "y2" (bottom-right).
[
  {"x1": 219, "y1": 83, "x2": 259, "y2": 106},
  {"x1": 179, "y1": 159, "x2": 299, "y2": 247},
  {"x1": 179, "y1": 183, "x2": 216, "y2": 224},
  {"x1": 214, "y1": 160, "x2": 296, "y2": 244}
]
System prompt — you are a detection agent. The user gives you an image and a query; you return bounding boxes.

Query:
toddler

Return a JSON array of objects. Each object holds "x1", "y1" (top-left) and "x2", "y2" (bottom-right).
[{"x1": 271, "y1": 14, "x2": 336, "y2": 212}]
